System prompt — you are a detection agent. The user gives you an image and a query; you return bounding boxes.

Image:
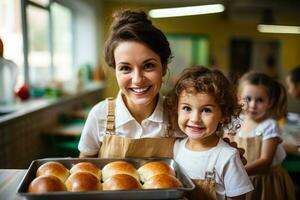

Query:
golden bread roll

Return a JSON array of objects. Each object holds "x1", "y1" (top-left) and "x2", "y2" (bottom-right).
[
  {"x1": 28, "y1": 175, "x2": 66, "y2": 193},
  {"x1": 137, "y1": 161, "x2": 176, "y2": 182},
  {"x1": 143, "y1": 174, "x2": 183, "y2": 189},
  {"x1": 70, "y1": 162, "x2": 101, "y2": 179},
  {"x1": 102, "y1": 161, "x2": 139, "y2": 182},
  {"x1": 103, "y1": 174, "x2": 142, "y2": 191},
  {"x1": 36, "y1": 161, "x2": 69, "y2": 182},
  {"x1": 65, "y1": 171, "x2": 101, "y2": 192}
]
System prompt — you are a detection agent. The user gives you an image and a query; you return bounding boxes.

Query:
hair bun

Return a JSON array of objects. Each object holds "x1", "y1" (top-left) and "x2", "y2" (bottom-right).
[{"x1": 112, "y1": 9, "x2": 152, "y2": 31}]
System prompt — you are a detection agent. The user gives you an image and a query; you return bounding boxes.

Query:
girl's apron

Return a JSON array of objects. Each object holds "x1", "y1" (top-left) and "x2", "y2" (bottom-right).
[
  {"x1": 98, "y1": 98, "x2": 175, "y2": 158},
  {"x1": 186, "y1": 147, "x2": 223, "y2": 200},
  {"x1": 226, "y1": 134, "x2": 296, "y2": 200}
]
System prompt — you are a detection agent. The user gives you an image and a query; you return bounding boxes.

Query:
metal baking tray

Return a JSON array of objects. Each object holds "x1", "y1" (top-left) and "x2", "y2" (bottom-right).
[{"x1": 17, "y1": 157, "x2": 195, "y2": 200}]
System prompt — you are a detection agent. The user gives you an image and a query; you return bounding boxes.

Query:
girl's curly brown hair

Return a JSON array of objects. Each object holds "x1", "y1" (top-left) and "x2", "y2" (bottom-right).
[{"x1": 165, "y1": 66, "x2": 242, "y2": 136}]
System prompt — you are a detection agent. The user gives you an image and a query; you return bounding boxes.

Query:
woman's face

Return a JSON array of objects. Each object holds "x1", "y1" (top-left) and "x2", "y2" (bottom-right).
[{"x1": 114, "y1": 41, "x2": 163, "y2": 108}]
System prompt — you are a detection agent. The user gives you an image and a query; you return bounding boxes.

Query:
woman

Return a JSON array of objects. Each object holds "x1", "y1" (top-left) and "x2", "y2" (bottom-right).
[{"x1": 78, "y1": 9, "x2": 176, "y2": 158}]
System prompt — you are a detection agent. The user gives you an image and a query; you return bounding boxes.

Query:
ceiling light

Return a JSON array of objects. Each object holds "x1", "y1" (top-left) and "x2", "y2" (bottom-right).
[
  {"x1": 257, "y1": 24, "x2": 300, "y2": 34},
  {"x1": 149, "y1": 4, "x2": 225, "y2": 18}
]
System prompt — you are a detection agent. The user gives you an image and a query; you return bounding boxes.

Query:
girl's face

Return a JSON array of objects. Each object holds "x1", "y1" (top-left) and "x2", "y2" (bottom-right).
[
  {"x1": 114, "y1": 41, "x2": 163, "y2": 108},
  {"x1": 240, "y1": 84, "x2": 272, "y2": 121},
  {"x1": 286, "y1": 75, "x2": 300, "y2": 98},
  {"x1": 177, "y1": 91, "x2": 223, "y2": 141}
]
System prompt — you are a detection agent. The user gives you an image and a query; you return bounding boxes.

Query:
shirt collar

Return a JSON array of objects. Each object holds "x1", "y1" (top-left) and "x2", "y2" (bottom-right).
[
  {"x1": 115, "y1": 91, "x2": 164, "y2": 127},
  {"x1": 148, "y1": 94, "x2": 164, "y2": 123}
]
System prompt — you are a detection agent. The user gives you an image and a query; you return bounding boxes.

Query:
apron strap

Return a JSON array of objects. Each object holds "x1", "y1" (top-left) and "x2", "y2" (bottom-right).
[
  {"x1": 106, "y1": 97, "x2": 115, "y2": 135},
  {"x1": 205, "y1": 144, "x2": 223, "y2": 181},
  {"x1": 163, "y1": 96, "x2": 172, "y2": 138}
]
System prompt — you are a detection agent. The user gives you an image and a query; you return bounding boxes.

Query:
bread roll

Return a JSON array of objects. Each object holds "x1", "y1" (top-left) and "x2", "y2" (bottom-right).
[
  {"x1": 36, "y1": 161, "x2": 69, "y2": 182},
  {"x1": 102, "y1": 161, "x2": 139, "y2": 182},
  {"x1": 70, "y1": 162, "x2": 101, "y2": 179},
  {"x1": 28, "y1": 175, "x2": 66, "y2": 193},
  {"x1": 65, "y1": 171, "x2": 102, "y2": 192},
  {"x1": 137, "y1": 161, "x2": 175, "y2": 182},
  {"x1": 103, "y1": 174, "x2": 142, "y2": 191},
  {"x1": 143, "y1": 174, "x2": 183, "y2": 189}
]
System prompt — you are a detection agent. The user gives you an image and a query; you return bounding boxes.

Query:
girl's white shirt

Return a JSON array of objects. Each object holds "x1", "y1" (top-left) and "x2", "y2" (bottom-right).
[
  {"x1": 174, "y1": 138, "x2": 253, "y2": 200},
  {"x1": 236, "y1": 117, "x2": 287, "y2": 165},
  {"x1": 78, "y1": 91, "x2": 170, "y2": 156}
]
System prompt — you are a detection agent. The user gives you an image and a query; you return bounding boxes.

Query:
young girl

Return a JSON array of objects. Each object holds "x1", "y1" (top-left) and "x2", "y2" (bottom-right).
[
  {"x1": 229, "y1": 72, "x2": 295, "y2": 200},
  {"x1": 166, "y1": 66, "x2": 253, "y2": 200}
]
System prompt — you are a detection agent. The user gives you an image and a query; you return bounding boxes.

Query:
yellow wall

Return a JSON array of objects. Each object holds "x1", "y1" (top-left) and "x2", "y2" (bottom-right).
[{"x1": 100, "y1": 1, "x2": 300, "y2": 97}]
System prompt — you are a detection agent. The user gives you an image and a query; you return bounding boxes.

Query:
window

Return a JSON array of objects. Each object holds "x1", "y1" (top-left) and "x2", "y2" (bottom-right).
[
  {"x1": 1, "y1": 0, "x2": 98, "y2": 89},
  {"x1": 52, "y1": 3, "x2": 72, "y2": 82},
  {"x1": 27, "y1": 4, "x2": 51, "y2": 85},
  {"x1": 0, "y1": 0, "x2": 23, "y2": 88}
]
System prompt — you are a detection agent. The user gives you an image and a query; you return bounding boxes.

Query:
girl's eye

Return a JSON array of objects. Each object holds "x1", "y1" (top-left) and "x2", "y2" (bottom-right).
[
  {"x1": 182, "y1": 106, "x2": 191, "y2": 112},
  {"x1": 202, "y1": 108, "x2": 212, "y2": 113},
  {"x1": 144, "y1": 62, "x2": 155, "y2": 70},
  {"x1": 257, "y1": 98, "x2": 264, "y2": 103},
  {"x1": 244, "y1": 96, "x2": 251, "y2": 102}
]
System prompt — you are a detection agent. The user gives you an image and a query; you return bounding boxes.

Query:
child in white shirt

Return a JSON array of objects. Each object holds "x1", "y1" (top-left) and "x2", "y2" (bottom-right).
[
  {"x1": 165, "y1": 66, "x2": 253, "y2": 200},
  {"x1": 229, "y1": 72, "x2": 296, "y2": 200}
]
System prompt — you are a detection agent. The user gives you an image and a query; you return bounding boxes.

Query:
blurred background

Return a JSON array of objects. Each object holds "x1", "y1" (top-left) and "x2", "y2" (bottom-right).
[{"x1": 1, "y1": 0, "x2": 300, "y2": 101}]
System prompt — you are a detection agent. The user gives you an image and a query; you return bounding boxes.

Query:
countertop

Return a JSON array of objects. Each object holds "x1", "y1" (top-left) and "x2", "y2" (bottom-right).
[
  {"x1": 0, "y1": 169, "x2": 26, "y2": 200},
  {"x1": 0, "y1": 81, "x2": 105, "y2": 125}
]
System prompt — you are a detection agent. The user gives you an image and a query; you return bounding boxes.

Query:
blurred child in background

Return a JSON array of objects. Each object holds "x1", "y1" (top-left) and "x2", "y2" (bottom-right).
[
  {"x1": 166, "y1": 66, "x2": 253, "y2": 200},
  {"x1": 286, "y1": 65, "x2": 300, "y2": 99},
  {"x1": 228, "y1": 72, "x2": 295, "y2": 200}
]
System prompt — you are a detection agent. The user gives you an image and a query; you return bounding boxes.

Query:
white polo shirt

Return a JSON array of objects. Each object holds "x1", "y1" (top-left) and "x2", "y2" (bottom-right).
[{"x1": 78, "y1": 91, "x2": 169, "y2": 156}]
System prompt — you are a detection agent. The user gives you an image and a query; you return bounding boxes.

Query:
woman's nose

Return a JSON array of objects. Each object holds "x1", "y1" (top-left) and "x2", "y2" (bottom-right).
[{"x1": 132, "y1": 70, "x2": 144, "y2": 84}]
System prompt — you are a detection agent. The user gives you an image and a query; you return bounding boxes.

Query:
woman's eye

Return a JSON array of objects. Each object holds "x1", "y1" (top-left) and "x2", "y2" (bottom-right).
[
  {"x1": 144, "y1": 63, "x2": 155, "y2": 70},
  {"x1": 119, "y1": 66, "x2": 131, "y2": 73}
]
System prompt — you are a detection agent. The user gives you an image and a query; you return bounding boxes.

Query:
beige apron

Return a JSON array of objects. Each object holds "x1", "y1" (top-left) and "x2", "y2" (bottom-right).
[
  {"x1": 186, "y1": 147, "x2": 223, "y2": 200},
  {"x1": 98, "y1": 98, "x2": 175, "y2": 158},
  {"x1": 226, "y1": 134, "x2": 296, "y2": 200}
]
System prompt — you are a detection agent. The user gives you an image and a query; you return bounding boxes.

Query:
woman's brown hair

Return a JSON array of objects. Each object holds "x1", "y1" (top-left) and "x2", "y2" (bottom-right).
[{"x1": 104, "y1": 9, "x2": 172, "y2": 75}]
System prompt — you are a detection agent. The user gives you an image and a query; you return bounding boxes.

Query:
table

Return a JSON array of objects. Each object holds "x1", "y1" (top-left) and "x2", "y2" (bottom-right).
[{"x1": 0, "y1": 169, "x2": 26, "y2": 200}]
